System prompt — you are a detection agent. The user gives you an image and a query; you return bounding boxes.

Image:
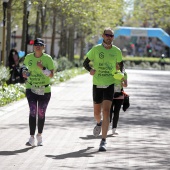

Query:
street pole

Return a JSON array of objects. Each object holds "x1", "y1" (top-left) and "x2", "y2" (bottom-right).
[{"x1": 1, "y1": 0, "x2": 8, "y2": 66}]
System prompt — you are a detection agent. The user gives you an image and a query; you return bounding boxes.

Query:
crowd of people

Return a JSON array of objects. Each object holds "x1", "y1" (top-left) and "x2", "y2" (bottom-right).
[{"x1": 125, "y1": 37, "x2": 167, "y2": 57}]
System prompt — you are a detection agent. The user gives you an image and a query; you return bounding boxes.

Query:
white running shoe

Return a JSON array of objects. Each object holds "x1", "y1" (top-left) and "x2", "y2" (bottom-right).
[
  {"x1": 36, "y1": 134, "x2": 43, "y2": 146},
  {"x1": 93, "y1": 124, "x2": 102, "y2": 137},
  {"x1": 26, "y1": 136, "x2": 35, "y2": 146},
  {"x1": 99, "y1": 140, "x2": 107, "y2": 151},
  {"x1": 112, "y1": 128, "x2": 118, "y2": 135}
]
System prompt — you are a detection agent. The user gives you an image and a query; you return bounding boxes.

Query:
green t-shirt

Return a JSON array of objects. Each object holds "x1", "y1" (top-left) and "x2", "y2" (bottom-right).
[
  {"x1": 114, "y1": 71, "x2": 128, "y2": 89},
  {"x1": 86, "y1": 44, "x2": 122, "y2": 85},
  {"x1": 23, "y1": 53, "x2": 55, "y2": 93}
]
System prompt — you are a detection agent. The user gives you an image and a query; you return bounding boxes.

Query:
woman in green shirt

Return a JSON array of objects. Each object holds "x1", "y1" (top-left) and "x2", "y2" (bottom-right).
[
  {"x1": 22, "y1": 38, "x2": 55, "y2": 146},
  {"x1": 110, "y1": 61, "x2": 128, "y2": 135}
]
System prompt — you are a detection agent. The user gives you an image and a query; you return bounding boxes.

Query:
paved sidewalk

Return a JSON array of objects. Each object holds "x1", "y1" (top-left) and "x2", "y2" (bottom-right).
[{"x1": 0, "y1": 69, "x2": 170, "y2": 170}]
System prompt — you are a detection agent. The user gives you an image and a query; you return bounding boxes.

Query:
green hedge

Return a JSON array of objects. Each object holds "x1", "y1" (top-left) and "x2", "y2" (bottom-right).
[
  {"x1": 0, "y1": 65, "x2": 10, "y2": 85},
  {"x1": 0, "y1": 67, "x2": 87, "y2": 107},
  {"x1": 123, "y1": 56, "x2": 170, "y2": 65}
]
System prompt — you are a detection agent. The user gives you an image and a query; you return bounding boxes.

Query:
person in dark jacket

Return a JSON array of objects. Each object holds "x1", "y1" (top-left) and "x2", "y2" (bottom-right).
[{"x1": 8, "y1": 49, "x2": 21, "y2": 83}]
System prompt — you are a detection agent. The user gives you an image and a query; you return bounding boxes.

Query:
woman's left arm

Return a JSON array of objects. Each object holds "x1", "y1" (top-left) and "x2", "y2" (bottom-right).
[
  {"x1": 37, "y1": 60, "x2": 54, "y2": 78},
  {"x1": 122, "y1": 72, "x2": 128, "y2": 87}
]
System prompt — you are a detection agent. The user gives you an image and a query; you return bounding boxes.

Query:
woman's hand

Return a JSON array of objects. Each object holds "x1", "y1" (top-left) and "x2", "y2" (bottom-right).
[
  {"x1": 22, "y1": 71, "x2": 30, "y2": 78},
  {"x1": 122, "y1": 79, "x2": 128, "y2": 87},
  {"x1": 37, "y1": 61, "x2": 43, "y2": 70}
]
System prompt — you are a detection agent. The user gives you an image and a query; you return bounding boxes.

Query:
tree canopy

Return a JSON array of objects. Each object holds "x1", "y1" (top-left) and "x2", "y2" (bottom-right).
[{"x1": 1, "y1": 0, "x2": 170, "y2": 64}]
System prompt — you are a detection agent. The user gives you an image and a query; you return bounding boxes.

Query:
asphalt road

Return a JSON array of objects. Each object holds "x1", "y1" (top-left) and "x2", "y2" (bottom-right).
[{"x1": 0, "y1": 69, "x2": 170, "y2": 170}]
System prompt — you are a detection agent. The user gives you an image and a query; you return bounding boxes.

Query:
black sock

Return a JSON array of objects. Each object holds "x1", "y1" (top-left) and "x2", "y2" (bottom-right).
[
  {"x1": 102, "y1": 138, "x2": 106, "y2": 142},
  {"x1": 97, "y1": 121, "x2": 102, "y2": 126}
]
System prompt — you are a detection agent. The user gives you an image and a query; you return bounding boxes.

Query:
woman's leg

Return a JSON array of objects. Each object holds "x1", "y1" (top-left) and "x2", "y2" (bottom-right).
[
  {"x1": 37, "y1": 93, "x2": 51, "y2": 134},
  {"x1": 110, "y1": 100, "x2": 114, "y2": 123},
  {"x1": 26, "y1": 89, "x2": 38, "y2": 136},
  {"x1": 112, "y1": 99, "x2": 123, "y2": 129}
]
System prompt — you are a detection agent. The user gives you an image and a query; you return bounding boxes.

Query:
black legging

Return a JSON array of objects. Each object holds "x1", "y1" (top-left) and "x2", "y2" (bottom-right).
[
  {"x1": 110, "y1": 99, "x2": 124, "y2": 129},
  {"x1": 26, "y1": 89, "x2": 51, "y2": 135}
]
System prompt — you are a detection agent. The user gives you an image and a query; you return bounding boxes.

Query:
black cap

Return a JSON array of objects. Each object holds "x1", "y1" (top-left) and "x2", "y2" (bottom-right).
[{"x1": 34, "y1": 38, "x2": 45, "y2": 46}]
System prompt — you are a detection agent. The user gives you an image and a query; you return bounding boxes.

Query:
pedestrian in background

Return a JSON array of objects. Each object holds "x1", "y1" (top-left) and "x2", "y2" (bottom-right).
[
  {"x1": 22, "y1": 38, "x2": 55, "y2": 146},
  {"x1": 83, "y1": 27, "x2": 123, "y2": 151},
  {"x1": 8, "y1": 49, "x2": 21, "y2": 83},
  {"x1": 110, "y1": 61, "x2": 128, "y2": 135},
  {"x1": 159, "y1": 54, "x2": 166, "y2": 70}
]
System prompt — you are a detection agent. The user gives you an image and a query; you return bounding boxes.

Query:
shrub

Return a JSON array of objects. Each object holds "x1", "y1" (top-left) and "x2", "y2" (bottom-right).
[
  {"x1": 140, "y1": 61, "x2": 151, "y2": 69},
  {"x1": 51, "y1": 67, "x2": 87, "y2": 84},
  {"x1": 0, "y1": 83, "x2": 25, "y2": 107},
  {"x1": 73, "y1": 59, "x2": 84, "y2": 67},
  {"x1": 152, "y1": 63, "x2": 160, "y2": 69},
  {"x1": 55, "y1": 57, "x2": 73, "y2": 71},
  {"x1": 0, "y1": 65, "x2": 10, "y2": 85}
]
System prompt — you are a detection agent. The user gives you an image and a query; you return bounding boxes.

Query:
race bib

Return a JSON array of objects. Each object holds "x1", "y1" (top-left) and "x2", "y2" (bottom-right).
[
  {"x1": 96, "y1": 85, "x2": 109, "y2": 88},
  {"x1": 31, "y1": 85, "x2": 45, "y2": 95}
]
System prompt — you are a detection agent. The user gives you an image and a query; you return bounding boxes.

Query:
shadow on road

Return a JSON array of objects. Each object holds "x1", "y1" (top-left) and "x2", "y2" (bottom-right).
[
  {"x1": 46, "y1": 147, "x2": 98, "y2": 159},
  {"x1": 0, "y1": 147, "x2": 35, "y2": 156}
]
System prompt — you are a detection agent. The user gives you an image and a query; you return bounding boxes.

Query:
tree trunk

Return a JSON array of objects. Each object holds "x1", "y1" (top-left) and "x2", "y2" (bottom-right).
[
  {"x1": 58, "y1": 17, "x2": 67, "y2": 58},
  {"x1": 6, "y1": 0, "x2": 12, "y2": 66},
  {"x1": 68, "y1": 26, "x2": 75, "y2": 61},
  {"x1": 80, "y1": 35, "x2": 85, "y2": 60},
  {"x1": 50, "y1": 9, "x2": 56, "y2": 58},
  {"x1": 21, "y1": 0, "x2": 27, "y2": 52},
  {"x1": 35, "y1": 10, "x2": 41, "y2": 38},
  {"x1": 41, "y1": 4, "x2": 46, "y2": 37}
]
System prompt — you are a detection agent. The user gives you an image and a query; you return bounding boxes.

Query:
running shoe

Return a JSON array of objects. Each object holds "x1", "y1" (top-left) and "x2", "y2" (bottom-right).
[
  {"x1": 36, "y1": 134, "x2": 43, "y2": 146},
  {"x1": 112, "y1": 128, "x2": 118, "y2": 135},
  {"x1": 99, "y1": 140, "x2": 106, "y2": 151},
  {"x1": 26, "y1": 136, "x2": 35, "y2": 146},
  {"x1": 93, "y1": 121, "x2": 102, "y2": 137}
]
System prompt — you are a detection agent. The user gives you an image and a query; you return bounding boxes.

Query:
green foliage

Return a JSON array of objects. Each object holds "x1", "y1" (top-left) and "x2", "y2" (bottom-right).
[
  {"x1": 123, "y1": 56, "x2": 170, "y2": 64},
  {"x1": 0, "y1": 65, "x2": 10, "y2": 85},
  {"x1": 130, "y1": 0, "x2": 170, "y2": 29},
  {"x1": 0, "y1": 66, "x2": 87, "y2": 107},
  {"x1": 123, "y1": 56, "x2": 170, "y2": 70},
  {"x1": 51, "y1": 67, "x2": 87, "y2": 84},
  {"x1": 0, "y1": 0, "x2": 126, "y2": 42},
  {"x1": 73, "y1": 59, "x2": 84, "y2": 67},
  {"x1": 0, "y1": 83, "x2": 25, "y2": 107},
  {"x1": 55, "y1": 57, "x2": 73, "y2": 71}
]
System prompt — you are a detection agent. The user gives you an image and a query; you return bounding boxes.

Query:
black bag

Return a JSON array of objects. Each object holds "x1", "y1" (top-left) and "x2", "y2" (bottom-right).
[{"x1": 122, "y1": 92, "x2": 130, "y2": 112}]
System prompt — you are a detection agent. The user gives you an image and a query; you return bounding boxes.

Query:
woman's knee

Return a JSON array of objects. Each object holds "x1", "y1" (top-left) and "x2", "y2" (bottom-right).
[{"x1": 30, "y1": 112, "x2": 36, "y2": 118}]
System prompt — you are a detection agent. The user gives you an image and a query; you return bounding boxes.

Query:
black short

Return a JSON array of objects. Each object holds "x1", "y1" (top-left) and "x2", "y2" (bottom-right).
[{"x1": 93, "y1": 84, "x2": 114, "y2": 104}]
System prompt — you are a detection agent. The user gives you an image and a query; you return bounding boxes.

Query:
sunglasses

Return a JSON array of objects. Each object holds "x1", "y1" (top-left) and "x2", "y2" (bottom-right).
[
  {"x1": 34, "y1": 44, "x2": 44, "y2": 46},
  {"x1": 105, "y1": 34, "x2": 114, "y2": 38}
]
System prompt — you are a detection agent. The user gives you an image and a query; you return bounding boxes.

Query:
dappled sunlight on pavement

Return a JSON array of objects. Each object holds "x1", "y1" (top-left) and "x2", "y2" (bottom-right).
[{"x1": 0, "y1": 70, "x2": 170, "y2": 169}]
